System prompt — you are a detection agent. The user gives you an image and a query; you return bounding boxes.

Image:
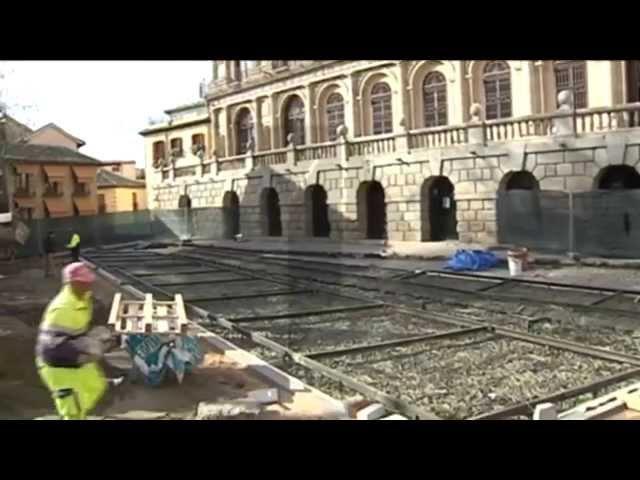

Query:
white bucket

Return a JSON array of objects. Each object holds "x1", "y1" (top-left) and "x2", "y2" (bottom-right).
[{"x1": 508, "y1": 255, "x2": 523, "y2": 276}]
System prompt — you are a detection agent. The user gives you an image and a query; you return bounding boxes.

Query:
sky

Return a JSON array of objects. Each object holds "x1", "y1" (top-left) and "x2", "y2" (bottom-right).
[{"x1": 0, "y1": 61, "x2": 211, "y2": 167}]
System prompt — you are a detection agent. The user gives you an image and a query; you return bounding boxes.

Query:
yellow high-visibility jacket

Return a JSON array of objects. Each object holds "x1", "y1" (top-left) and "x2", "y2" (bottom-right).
[
  {"x1": 36, "y1": 285, "x2": 93, "y2": 368},
  {"x1": 66, "y1": 233, "x2": 80, "y2": 249}
]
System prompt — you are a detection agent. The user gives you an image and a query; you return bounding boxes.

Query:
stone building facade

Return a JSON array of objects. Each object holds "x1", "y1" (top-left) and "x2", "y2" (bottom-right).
[{"x1": 141, "y1": 60, "x2": 640, "y2": 246}]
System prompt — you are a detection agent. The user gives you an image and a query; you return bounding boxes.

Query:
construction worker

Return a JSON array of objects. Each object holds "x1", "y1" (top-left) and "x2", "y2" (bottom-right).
[
  {"x1": 43, "y1": 231, "x2": 55, "y2": 278},
  {"x1": 36, "y1": 262, "x2": 108, "y2": 420},
  {"x1": 67, "y1": 231, "x2": 80, "y2": 262}
]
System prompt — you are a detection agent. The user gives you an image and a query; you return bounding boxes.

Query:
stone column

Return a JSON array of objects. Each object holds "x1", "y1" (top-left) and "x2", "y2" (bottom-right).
[
  {"x1": 224, "y1": 105, "x2": 233, "y2": 157},
  {"x1": 587, "y1": 61, "x2": 615, "y2": 108},
  {"x1": 450, "y1": 61, "x2": 466, "y2": 125},
  {"x1": 346, "y1": 73, "x2": 358, "y2": 137},
  {"x1": 253, "y1": 98, "x2": 263, "y2": 152},
  {"x1": 511, "y1": 61, "x2": 535, "y2": 117},
  {"x1": 305, "y1": 84, "x2": 315, "y2": 144},
  {"x1": 270, "y1": 92, "x2": 278, "y2": 149},
  {"x1": 396, "y1": 61, "x2": 411, "y2": 131}
]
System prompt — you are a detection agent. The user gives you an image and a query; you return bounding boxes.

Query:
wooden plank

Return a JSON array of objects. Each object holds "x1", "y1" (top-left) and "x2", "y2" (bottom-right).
[
  {"x1": 175, "y1": 294, "x2": 188, "y2": 334},
  {"x1": 143, "y1": 294, "x2": 153, "y2": 333},
  {"x1": 108, "y1": 293, "x2": 122, "y2": 327}
]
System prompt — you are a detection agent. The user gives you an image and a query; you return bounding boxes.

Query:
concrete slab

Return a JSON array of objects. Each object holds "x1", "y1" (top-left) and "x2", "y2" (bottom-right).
[{"x1": 356, "y1": 403, "x2": 386, "y2": 420}]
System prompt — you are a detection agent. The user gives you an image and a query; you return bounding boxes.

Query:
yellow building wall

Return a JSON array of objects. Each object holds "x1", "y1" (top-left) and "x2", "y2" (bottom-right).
[{"x1": 98, "y1": 187, "x2": 147, "y2": 213}]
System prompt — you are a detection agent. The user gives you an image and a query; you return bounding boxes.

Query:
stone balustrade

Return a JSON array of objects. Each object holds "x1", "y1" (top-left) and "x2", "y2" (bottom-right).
[
  {"x1": 202, "y1": 101, "x2": 640, "y2": 168},
  {"x1": 154, "y1": 96, "x2": 640, "y2": 196}
]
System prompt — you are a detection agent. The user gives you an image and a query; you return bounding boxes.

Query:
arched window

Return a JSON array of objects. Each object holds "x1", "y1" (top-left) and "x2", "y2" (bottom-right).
[
  {"x1": 554, "y1": 61, "x2": 587, "y2": 109},
  {"x1": 152, "y1": 141, "x2": 166, "y2": 168},
  {"x1": 423, "y1": 72, "x2": 447, "y2": 127},
  {"x1": 483, "y1": 61, "x2": 512, "y2": 120},
  {"x1": 235, "y1": 108, "x2": 254, "y2": 154},
  {"x1": 284, "y1": 96, "x2": 305, "y2": 146},
  {"x1": 371, "y1": 83, "x2": 393, "y2": 135},
  {"x1": 326, "y1": 92, "x2": 344, "y2": 141},
  {"x1": 191, "y1": 134, "x2": 205, "y2": 156},
  {"x1": 170, "y1": 138, "x2": 183, "y2": 157}
]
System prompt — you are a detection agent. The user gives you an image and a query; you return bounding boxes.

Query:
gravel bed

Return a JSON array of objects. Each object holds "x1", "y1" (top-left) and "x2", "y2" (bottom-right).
[{"x1": 320, "y1": 333, "x2": 627, "y2": 419}]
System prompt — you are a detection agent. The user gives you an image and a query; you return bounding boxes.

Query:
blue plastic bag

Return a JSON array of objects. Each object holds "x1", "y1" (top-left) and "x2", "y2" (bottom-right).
[
  {"x1": 125, "y1": 334, "x2": 203, "y2": 387},
  {"x1": 445, "y1": 249, "x2": 499, "y2": 272}
]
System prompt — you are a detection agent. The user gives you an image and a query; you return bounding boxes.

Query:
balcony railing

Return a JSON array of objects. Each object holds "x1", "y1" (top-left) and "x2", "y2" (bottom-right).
[
  {"x1": 409, "y1": 125, "x2": 468, "y2": 149},
  {"x1": 73, "y1": 184, "x2": 90, "y2": 197},
  {"x1": 13, "y1": 187, "x2": 35, "y2": 198},
  {"x1": 218, "y1": 155, "x2": 246, "y2": 172},
  {"x1": 295, "y1": 142, "x2": 338, "y2": 162},
  {"x1": 575, "y1": 103, "x2": 640, "y2": 133},
  {"x1": 43, "y1": 185, "x2": 63, "y2": 197},
  {"x1": 349, "y1": 133, "x2": 397, "y2": 157},
  {"x1": 254, "y1": 149, "x2": 287, "y2": 168}
]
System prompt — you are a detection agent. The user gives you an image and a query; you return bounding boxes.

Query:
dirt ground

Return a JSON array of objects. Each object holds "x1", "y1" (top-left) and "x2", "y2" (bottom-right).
[{"x1": 0, "y1": 258, "x2": 343, "y2": 420}]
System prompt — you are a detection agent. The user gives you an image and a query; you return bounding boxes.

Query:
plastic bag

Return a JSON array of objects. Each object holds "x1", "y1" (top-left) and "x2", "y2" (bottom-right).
[
  {"x1": 125, "y1": 334, "x2": 203, "y2": 387},
  {"x1": 445, "y1": 249, "x2": 499, "y2": 272}
]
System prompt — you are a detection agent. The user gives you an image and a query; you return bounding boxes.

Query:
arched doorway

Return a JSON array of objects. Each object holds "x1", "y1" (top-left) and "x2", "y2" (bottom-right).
[
  {"x1": 222, "y1": 191, "x2": 240, "y2": 239},
  {"x1": 178, "y1": 194, "x2": 192, "y2": 209},
  {"x1": 421, "y1": 176, "x2": 457, "y2": 241},
  {"x1": 496, "y1": 171, "x2": 543, "y2": 248},
  {"x1": 585, "y1": 165, "x2": 640, "y2": 256},
  {"x1": 177, "y1": 194, "x2": 193, "y2": 239},
  {"x1": 357, "y1": 181, "x2": 386, "y2": 239},
  {"x1": 305, "y1": 185, "x2": 330, "y2": 237},
  {"x1": 595, "y1": 165, "x2": 640, "y2": 190},
  {"x1": 502, "y1": 171, "x2": 540, "y2": 191},
  {"x1": 260, "y1": 187, "x2": 282, "y2": 237}
]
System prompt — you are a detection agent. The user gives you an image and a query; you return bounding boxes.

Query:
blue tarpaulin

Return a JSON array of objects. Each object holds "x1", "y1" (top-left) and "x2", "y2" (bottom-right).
[
  {"x1": 125, "y1": 334, "x2": 203, "y2": 387},
  {"x1": 445, "y1": 249, "x2": 499, "y2": 272}
]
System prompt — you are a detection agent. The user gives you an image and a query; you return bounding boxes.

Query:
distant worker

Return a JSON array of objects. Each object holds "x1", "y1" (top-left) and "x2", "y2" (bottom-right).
[
  {"x1": 43, "y1": 231, "x2": 55, "y2": 278},
  {"x1": 36, "y1": 262, "x2": 108, "y2": 420},
  {"x1": 67, "y1": 231, "x2": 81, "y2": 262}
]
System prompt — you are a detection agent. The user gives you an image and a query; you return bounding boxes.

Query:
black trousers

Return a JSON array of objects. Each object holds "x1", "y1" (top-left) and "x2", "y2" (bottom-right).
[{"x1": 70, "y1": 246, "x2": 79, "y2": 262}]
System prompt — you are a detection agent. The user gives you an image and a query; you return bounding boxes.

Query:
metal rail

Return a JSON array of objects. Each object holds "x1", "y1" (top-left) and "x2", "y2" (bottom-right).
[
  {"x1": 153, "y1": 277, "x2": 251, "y2": 287},
  {"x1": 132, "y1": 269, "x2": 220, "y2": 277},
  {"x1": 306, "y1": 326, "x2": 487, "y2": 359},
  {"x1": 188, "y1": 289, "x2": 313, "y2": 302},
  {"x1": 230, "y1": 304, "x2": 385, "y2": 323},
  {"x1": 410, "y1": 269, "x2": 640, "y2": 296}
]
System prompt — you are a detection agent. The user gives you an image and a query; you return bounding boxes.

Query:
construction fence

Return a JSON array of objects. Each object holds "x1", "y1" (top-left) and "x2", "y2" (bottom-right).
[
  {"x1": 18, "y1": 193, "x2": 640, "y2": 259},
  {"x1": 497, "y1": 189, "x2": 640, "y2": 258},
  {"x1": 18, "y1": 207, "x2": 224, "y2": 257}
]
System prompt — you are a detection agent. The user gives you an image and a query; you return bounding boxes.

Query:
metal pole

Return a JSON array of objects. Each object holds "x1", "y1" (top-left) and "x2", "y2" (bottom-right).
[{"x1": 568, "y1": 191, "x2": 577, "y2": 259}]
